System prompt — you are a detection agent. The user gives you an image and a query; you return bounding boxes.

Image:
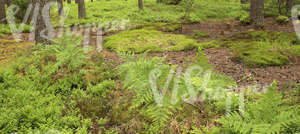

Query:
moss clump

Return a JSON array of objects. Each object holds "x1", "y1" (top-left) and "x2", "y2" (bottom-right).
[
  {"x1": 0, "y1": 39, "x2": 33, "y2": 65},
  {"x1": 196, "y1": 40, "x2": 219, "y2": 50},
  {"x1": 230, "y1": 41, "x2": 290, "y2": 67},
  {"x1": 131, "y1": 22, "x2": 182, "y2": 32},
  {"x1": 0, "y1": 24, "x2": 31, "y2": 36},
  {"x1": 276, "y1": 15, "x2": 289, "y2": 24},
  {"x1": 199, "y1": 31, "x2": 300, "y2": 67},
  {"x1": 104, "y1": 29, "x2": 198, "y2": 53},
  {"x1": 192, "y1": 30, "x2": 209, "y2": 39}
]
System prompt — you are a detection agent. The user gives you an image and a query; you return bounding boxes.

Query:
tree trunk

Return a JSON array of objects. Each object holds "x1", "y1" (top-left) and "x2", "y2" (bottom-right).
[
  {"x1": 5, "y1": 0, "x2": 11, "y2": 6},
  {"x1": 286, "y1": 0, "x2": 293, "y2": 15},
  {"x1": 250, "y1": 0, "x2": 264, "y2": 28},
  {"x1": 33, "y1": 0, "x2": 52, "y2": 45},
  {"x1": 241, "y1": 0, "x2": 249, "y2": 4},
  {"x1": 138, "y1": 0, "x2": 143, "y2": 10},
  {"x1": 67, "y1": 0, "x2": 71, "y2": 3},
  {"x1": 77, "y1": 0, "x2": 86, "y2": 19},
  {"x1": 0, "y1": 0, "x2": 7, "y2": 24},
  {"x1": 278, "y1": 0, "x2": 283, "y2": 15},
  {"x1": 57, "y1": 0, "x2": 64, "y2": 16}
]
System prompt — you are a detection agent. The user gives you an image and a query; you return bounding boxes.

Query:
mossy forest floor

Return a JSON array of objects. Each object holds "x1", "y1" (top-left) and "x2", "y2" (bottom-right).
[{"x1": 1, "y1": 18, "x2": 299, "y2": 88}]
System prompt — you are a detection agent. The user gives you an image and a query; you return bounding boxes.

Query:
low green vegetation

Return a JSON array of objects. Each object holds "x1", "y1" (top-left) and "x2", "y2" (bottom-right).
[
  {"x1": 191, "y1": 30, "x2": 209, "y2": 39},
  {"x1": 0, "y1": 36, "x2": 299, "y2": 133},
  {"x1": 0, "y1": 39, "x2": 33, "y2": 65},
  {"x1": 1, "y1": 0, "x2": 300, "y2": 133},
  {"x1": 0, "y1": 36, "x2": 117, "y2": 133},
  {"x1": 276, "y1": 15, "x2": 289, "y2": 24},
  {"x1": 50, "y1": 0, "x2": 244, "y2": 26},
  {"x1": 218, "y1": 82, "x2": 300, "y2": 134},
  {"x1": 0, "y1": 24, "x2": 31, "y2": 36},
  {"x1": 131, "y1": 22, "x2": 182, "y2": 32},
  {"x1": 198, "y1": 31, "x2": 300, "y2": 67},
  {"x1": 104, "y1": 29, "x2": 198, "y2": 53}
]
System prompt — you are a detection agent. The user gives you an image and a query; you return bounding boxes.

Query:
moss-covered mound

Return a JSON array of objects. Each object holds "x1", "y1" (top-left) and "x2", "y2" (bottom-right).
[
  {"x1": 0, "y1": 39, "x2": 33, "y2": 65},
  {"x1": 198, "y1": 31, "x2": 300, "y2": 67},
  {"x1": 130, "y1": 22, "x2": 182, "y2": 32},
  {"x1": 103, "y1": 29, "x2": 198, "y2": 53}
]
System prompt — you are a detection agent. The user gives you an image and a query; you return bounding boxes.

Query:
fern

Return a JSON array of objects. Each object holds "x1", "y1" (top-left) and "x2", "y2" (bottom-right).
[
  {"x1": 218, "y1": 82, "x2": 300, "y2": 134},
  {"x1": 118, "y1": 55, "x2": 182, "y2": 127}
]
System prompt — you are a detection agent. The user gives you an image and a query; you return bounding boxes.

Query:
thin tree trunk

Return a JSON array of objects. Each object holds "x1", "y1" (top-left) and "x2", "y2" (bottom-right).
[
  {"x1": 57, "y1": 0, "x2": 64, "y2": 16},
  {"x1": 278, "y1": 0, "x2": 283, "y2": 15},
  {"x1": 5, "y1": 0, "x2": 11, "y2": 6},
  {"x1": 251, "y1": 0, "x2": 264, "y2": 28},
  {"x1": 0, "y1": 0, "x2": 7, "y2": 24},
  {"x1": 138, "y1": 0, "x2": 143, "y2": 10},
  {"x1": 241, "y1": 0, "x2": 249, "y2": 4},
  {"x1": 67, "y1": 0, "x2": 71, "y2": 4},
  {"x1": 33, "y1": 0, "x2": 52, "y2": 45},
  {"x1": 77, "y1": 0, "x2": 86, "y2": 19},
  {"x1": 286, "y1": 0, "x2": 293, "y2": 15}
]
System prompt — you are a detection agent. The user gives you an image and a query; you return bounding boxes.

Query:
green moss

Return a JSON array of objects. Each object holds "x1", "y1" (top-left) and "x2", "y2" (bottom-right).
[
  {"x1": 239, "y1": 14, "x2": 251, "y2": 25},
  {"x1": 276, "y1": 15, "x2": 289, "y2": 24},
  {"x1": 200, "y1": 31, "x2": 300, "y2": 67},
  {"x1": 196, "y1": 40, "x2": 219, "y2": 50},
  {"x1": 131, "y1": 22, "x2": 182, "y2": 32},
  {"x1": 0, "y1": 39, "x2": 33, "y2": 65},
  {"x1": 233, "y1": 42, "x2": 290, "y2": 67},
  {"x1": 103, "y1": 29, "x2": 198, "y2": 53},
  {"x1": 0, "y1": 24, "x2": 31, "y2": 36},
  {"x1": 191, "y1": 30, "x2": 209, "y2": 39}
]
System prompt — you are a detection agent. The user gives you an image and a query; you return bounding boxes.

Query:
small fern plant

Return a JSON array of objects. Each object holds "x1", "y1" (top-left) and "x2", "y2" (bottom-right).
[{"x1": 118, "y1": 55, "x2": 183, "y2": 128}]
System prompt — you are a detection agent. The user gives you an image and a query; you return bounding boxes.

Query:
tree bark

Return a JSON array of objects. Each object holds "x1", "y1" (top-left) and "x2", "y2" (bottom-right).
[
  {"x1": 241, "y1": 0, "x2": 249, "y2": 4},
  {"x1": 5, "y1": 0, "x2": 11, "y2": 6},
  {"x1": 286, "y1": 0, "x2": 293, "y2": 15},
  {"x1": 57, "y1": 0, "x2": 64, "y2": 16},
  {"x1": 77, "y1": 0, "x2": 86, "y2": 19},
  {"x1": 278, "y1": 0, "x2": 283, "y2": 15},
  {"x1": 0, "y1": 0, "x2": 7, "y2": 24},
  {"x1": 138, "y1": 0, "x2": 143, "y2": 10},
  {"x1": 250, "y1": 0, "x2": 264, "y2": 28},
  {"x1": 33, "y1": 0, "x2": 52, "y2": 45}
]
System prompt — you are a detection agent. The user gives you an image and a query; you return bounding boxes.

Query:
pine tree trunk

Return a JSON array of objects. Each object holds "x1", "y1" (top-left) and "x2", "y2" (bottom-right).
[
  {"x1": 33, "y1": 0, "x2": 51, "y2": 45},
  {"x1": 251, "y1": 0, "x2": 264, "y2": 28},
  {"x1": 286, "y1": 0, "x2": 293, "y2": 15},
  {"x1": 241, "y1": 0, "x2": 249, "y2": 4},
  {"x1": 138, "y1": 0, "x2": 143, "y2": 10},
  {"x1": 0, "y1": 0, "x2": 7, "y2": 24},
  {"x1": 5, "y1": 0, "x2": 11, "y2": 6},
  {"x1": 78, "y1": 0, "x2": 86, "y2": 19},
  {"x1": 57, "y1": 0, "x2": 64, "y2": 16}
]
